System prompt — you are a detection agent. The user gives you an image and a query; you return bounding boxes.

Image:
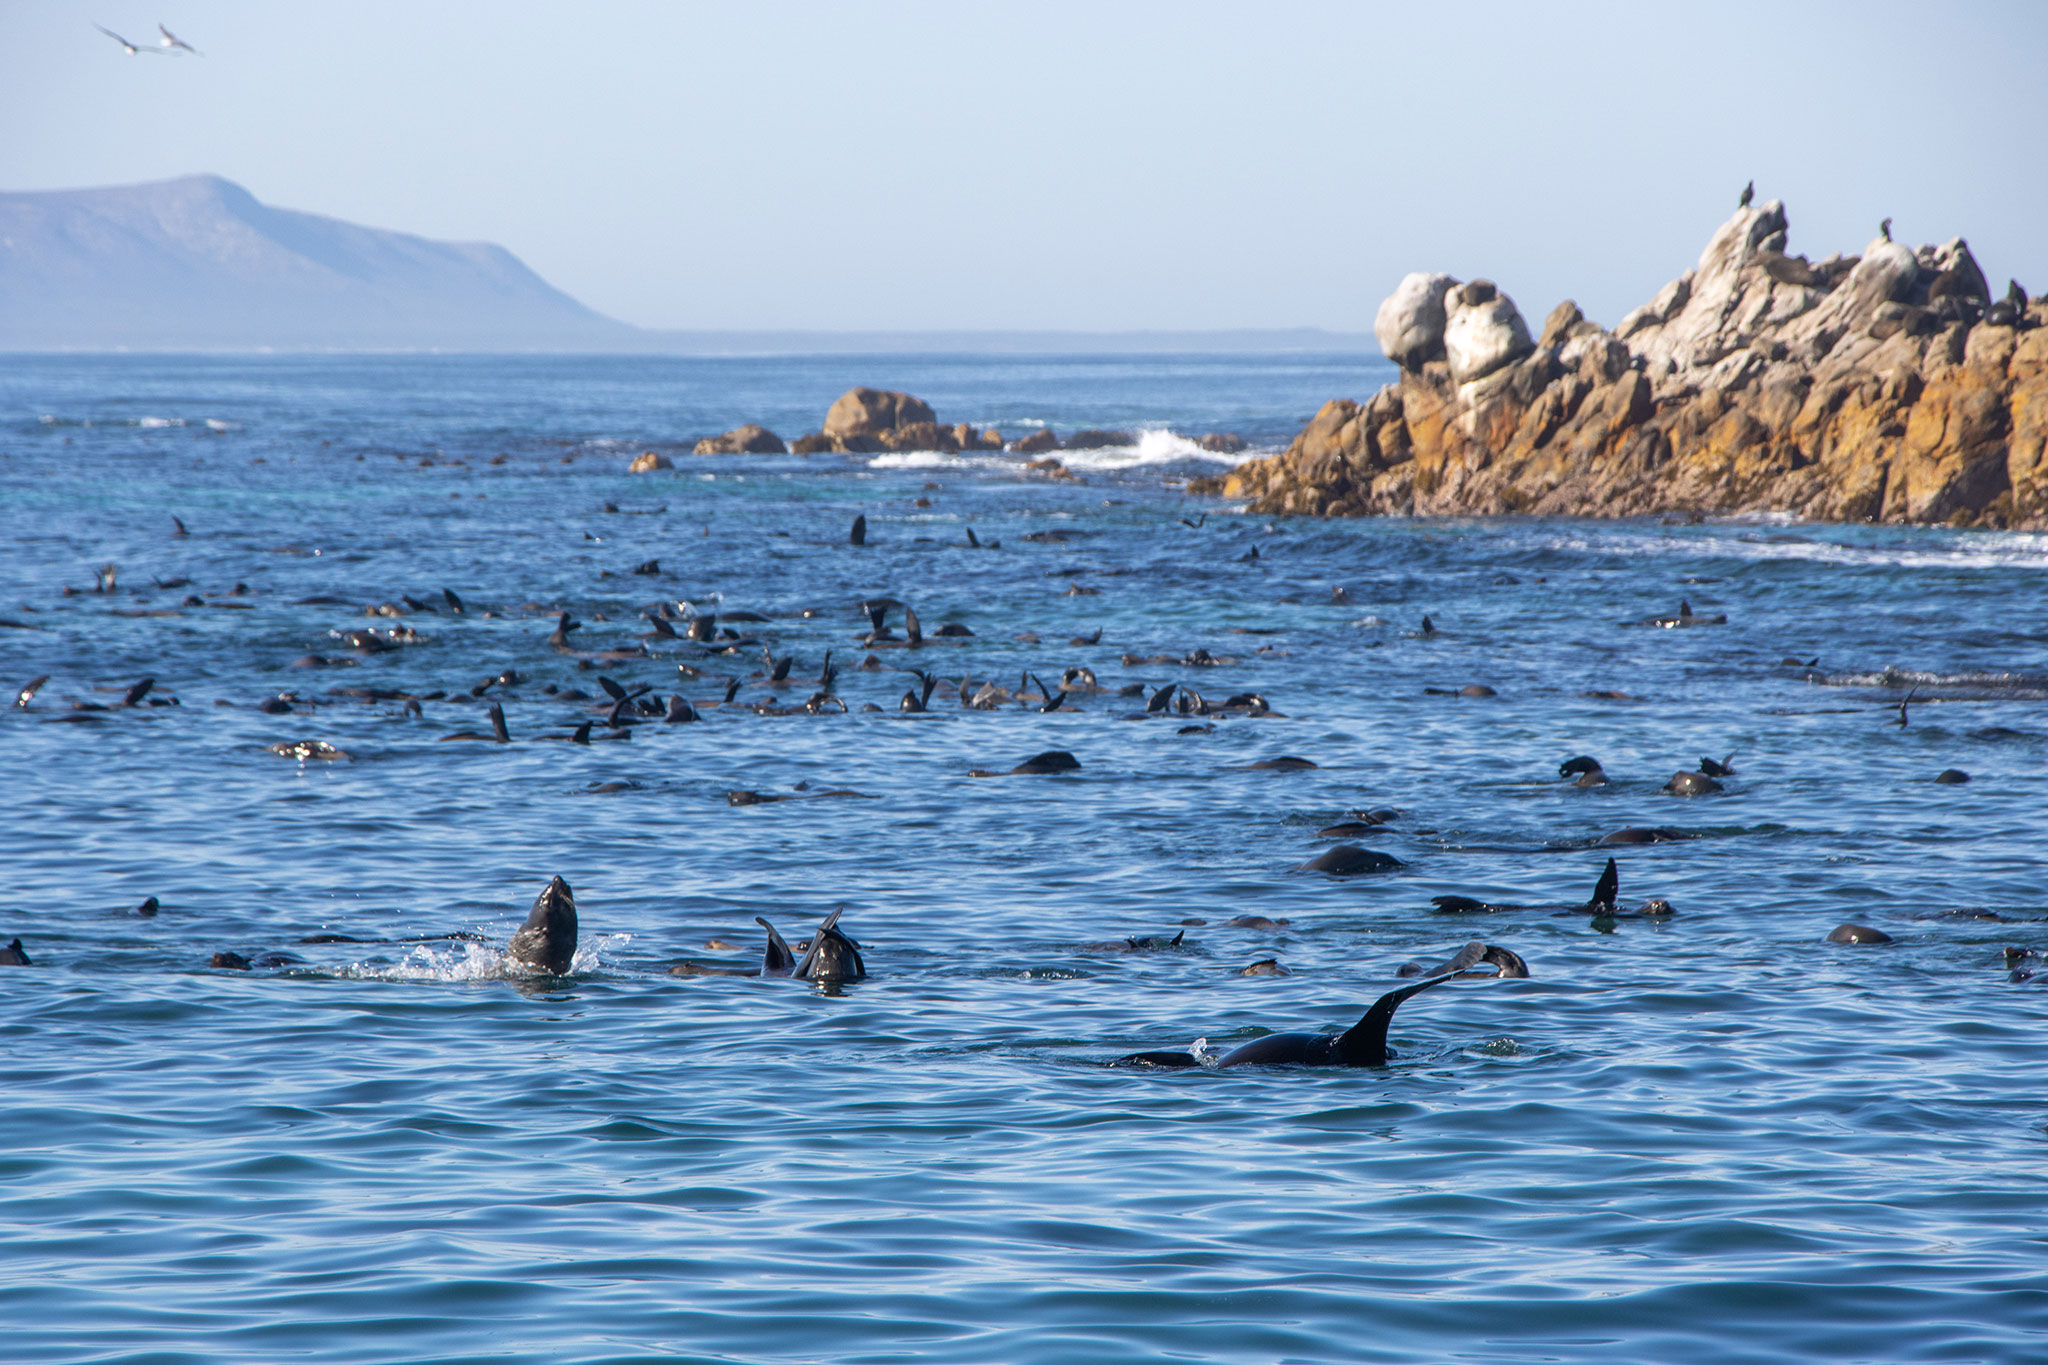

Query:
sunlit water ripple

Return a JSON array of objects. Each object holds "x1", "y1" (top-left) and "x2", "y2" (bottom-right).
[{"x1": 3, "y1": 354, "x2": 2046, "y2": 1363}]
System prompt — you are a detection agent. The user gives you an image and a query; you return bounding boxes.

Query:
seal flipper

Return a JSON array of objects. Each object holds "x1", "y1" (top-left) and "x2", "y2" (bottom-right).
[
  {"x1": 1114, "y1": 1050, "x2": 1202, "y2": 1068},
  {"x1": 791, "y1": 907, "x2": 864, "y2": 982},
  {"x1": 755, "y1": 916, "x2": 797, "y2": 975},
  {"x1": 1587, "y1": 857, "x2": 1619, "y2": 913},
  {"x1": 1335, "y1": 971, "x2": 1463, "y2": 1066}
]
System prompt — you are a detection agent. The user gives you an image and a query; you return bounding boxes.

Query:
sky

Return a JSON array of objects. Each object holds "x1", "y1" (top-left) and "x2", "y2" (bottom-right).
[{"x1": 5, "y1": 1, "x2": 2046, "y2": 333}]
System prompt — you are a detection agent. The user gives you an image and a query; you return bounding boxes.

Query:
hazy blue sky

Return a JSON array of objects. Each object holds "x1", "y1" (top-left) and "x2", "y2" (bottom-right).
[{"x1": 6, "y1": 2, "x2": 2045, "y2": 332}]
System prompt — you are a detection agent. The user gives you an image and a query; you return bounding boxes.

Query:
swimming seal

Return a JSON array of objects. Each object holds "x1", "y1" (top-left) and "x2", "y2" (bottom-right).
[
  {"x1": 970, "y1": 750, "x2": 1080, "y2": 777},
  {"x1": 1397, "y1": 941, "x2": 1530, "y2": 979},
  {"x1": 1663, "y1": 770, "x2": 1723, "y2": 796},
  {"x1": 1300, "y1": 844, "x2": 1404, "y2": 875},
  {"x1": 508, "y1": 876, "x2": 578, "y2": 974},
  {"x1": 1827, "y1": 923, "x2": 1893, "y2": 944},
  {"x1": 0, "y1": 938, "x2": 30, "y2": 966},
  {"x1": 1559, "y1": 755, "x2": 1608, "y2": 787},
  {"x1": 672, "y1": 908, "x2": 865, "y2": 983},
  {"x1": 1113, "y1": 970, "x2": 1481, "y2": 1069}
]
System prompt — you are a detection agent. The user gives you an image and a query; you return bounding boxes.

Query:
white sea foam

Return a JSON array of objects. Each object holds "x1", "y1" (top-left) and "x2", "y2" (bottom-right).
[
  {"x1": 1055, "y1": 429, "x2": 1218, "y2": 471},
  {"x1": 137, "y1": 416, "x2": 185, "y2": 428},
  {"x1": 338, "y1": 933, "x2": 629, "y2": 983},
  {"x1": 867, "y1": 451, "x2": 973, "y2": 470},
  {"x1": 204, "y1": 418, "x2": 237, "y2": 432},
  {"x1": 869, "y1": 427, "x2": 1256, "y2": 474},
  {"x1": 1542, "y1": 525, "x2": 2048, "y2": 572}
]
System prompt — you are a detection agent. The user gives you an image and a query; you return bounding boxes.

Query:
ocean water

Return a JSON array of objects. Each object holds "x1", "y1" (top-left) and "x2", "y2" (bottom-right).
[{"x1": 3, "y1": 352, "x2": 2046, "y2": 1364}]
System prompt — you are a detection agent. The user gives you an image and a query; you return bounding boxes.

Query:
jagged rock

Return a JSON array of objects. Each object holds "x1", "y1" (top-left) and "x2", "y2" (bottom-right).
[
  {"x1": 627, "y1": 451, "x2": 671, "y2": 473},
  {"x1": 1066, "y1": 429, "x2": 1134, "y2": 449},
  {"x1": 790, "y1": 433, "x2": 833, "y2": 455},
  {"x1": 1444, "y1": 280, "x2": 1535, "y2": 384},
  {"x1": 823, "y1": 387, "x2": 936, "y2": 440},
  {"x1": 1375, "y1": 272, "x2": 1460, "y2": 370},
  {"x1": 1190, "y1": 199, "x2": 2048, "y2": 529},
  {"x1": 1009, "y1": 429, "x2": 1061, "y2": 454},
  {"x1": 878, "y1": 421, "x2": 959, "y2": 453},
  {"x1": 1199, "y1": 433, "x2": 1247, "y2": 453},
  {"x1": 692, "y1": 424, "x2": 786, "y2": 455}
]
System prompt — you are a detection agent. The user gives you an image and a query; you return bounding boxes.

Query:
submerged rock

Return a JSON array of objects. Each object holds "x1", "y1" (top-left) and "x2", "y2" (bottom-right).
[{"x1": 1195, "y1": 199, "x2": 2048, "y2": 528}]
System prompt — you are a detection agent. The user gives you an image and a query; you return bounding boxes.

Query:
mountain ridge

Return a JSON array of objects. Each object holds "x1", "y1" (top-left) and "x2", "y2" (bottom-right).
[{"x1": 0, "y1": 174, "x2": 632, "y2": 351}]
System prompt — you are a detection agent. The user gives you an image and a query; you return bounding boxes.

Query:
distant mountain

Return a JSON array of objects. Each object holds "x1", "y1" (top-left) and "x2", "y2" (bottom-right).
[
  {"x1": 0, "y1": 174, "x2": 1383, "y2": 354},
  {"x1": 0, "y1": 175, "x2": 636, "y2": 351}
]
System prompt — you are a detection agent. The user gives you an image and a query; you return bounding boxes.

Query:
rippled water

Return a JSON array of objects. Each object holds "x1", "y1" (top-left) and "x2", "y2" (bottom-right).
[{"x1": 5, "y1": 355, "x2": 2047, "y2": 1363}]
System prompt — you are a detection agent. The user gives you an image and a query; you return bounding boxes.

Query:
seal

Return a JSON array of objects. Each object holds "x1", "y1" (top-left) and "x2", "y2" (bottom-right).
[
  {"x1": 1663, "y1": 770, "x2": 1723, "y2": 796},
  {"x1": 508, "y1": 875, "x2": 578, "y2": 974},
  {"x1": 1432, "y1": 858, "x2": 1659, "y2": 917},
  {"x1": 441, "y1": 701, "x2": 511, "y2": 743},
  {"x1": 1083, "y1": 929, "x2": 1188, "y2": 953},
  {"x1": 672, "y1": 908, "x2": 865, "y2": 982},
  {"x1": 1397, "y1": 941, "x2": 1530, "y2": 979},
  {"x1": 1300, "y1": 844, "x2": 1404, "y2": 875},
  {"x1": 970, "y1": 750, "x2": 1080, "y2": 777},
  {"x1": 1827, "y1": 923, "x2": 1893, "y2": 945},
  {"x1": 1559, "y1": 755, "x2": 1608, "y2": 787},
  {"x1": 1113, "y1": 970, "x2": 1482, "y2": 1069},
  {"x1": 0, "y1": 937, "x2": 30, "y2": 966}
]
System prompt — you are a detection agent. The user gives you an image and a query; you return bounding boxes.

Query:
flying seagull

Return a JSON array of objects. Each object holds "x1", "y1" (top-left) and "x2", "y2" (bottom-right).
[
  {"x1": 156, "y1": 24, "x2": 201, "y2": 55},
  {"x1": 93, "y1": 24, "x2": 165, "y2": 55}
]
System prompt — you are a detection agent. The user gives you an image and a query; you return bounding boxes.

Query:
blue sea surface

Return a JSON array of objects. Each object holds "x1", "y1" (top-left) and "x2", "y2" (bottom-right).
[{"x1": 3, "y1": 353, "x2": 2046, "y2": 1363}]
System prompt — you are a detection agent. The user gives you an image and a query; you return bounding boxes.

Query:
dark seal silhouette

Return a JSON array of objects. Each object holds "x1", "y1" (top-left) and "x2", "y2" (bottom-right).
[
  {"x1": 508, "y1": 876, "x2": 578, "y2": 974},
  {"x1": 1114, "y1": 971, "x2": 1485, "y2": 1069}
]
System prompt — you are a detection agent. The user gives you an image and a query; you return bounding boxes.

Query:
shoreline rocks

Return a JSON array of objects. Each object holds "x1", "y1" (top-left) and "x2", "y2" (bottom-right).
[
  {"x1": 693, "y1": 424, "x2": 786, "y2": 455},
  {"x1": 1194, "y1": 199, "x2": 2048, "y2": 528}
]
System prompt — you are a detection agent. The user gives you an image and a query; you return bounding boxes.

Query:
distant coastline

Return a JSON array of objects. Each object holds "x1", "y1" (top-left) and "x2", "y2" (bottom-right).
[
  {"x1": 2, "y1": 329, "x2": 1380, "y2": 358},
  {"x1": 0, "y1": 175, "x2": 1373, "y2": 356}
]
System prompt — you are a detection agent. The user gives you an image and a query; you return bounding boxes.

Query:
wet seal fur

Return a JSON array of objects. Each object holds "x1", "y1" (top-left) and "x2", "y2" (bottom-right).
[
  {"x1": 508, "y1": 876, "x2": 578, "y2": 974},
  {"x1": 1398, "y1": 941, "x2": 1530, "y2": 979},
  {"x1": 1113, "y1": 970, "x2": 1486, "y2": 1069},
  {"x1": 1300, "y1": 844, "x2": 1404, "y2": 875},
  {"x1": 970, "y1": 750, "x2": 1080, "y2": 778}
]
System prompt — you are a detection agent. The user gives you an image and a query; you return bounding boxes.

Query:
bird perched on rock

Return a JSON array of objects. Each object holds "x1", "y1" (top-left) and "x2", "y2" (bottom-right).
[
  {"x1": 1880, "y1": 217, "x2": 1893, "y2": 242},
  {"x1": 1739, "y1": 180, "x2": 1754, "y2": 209}
]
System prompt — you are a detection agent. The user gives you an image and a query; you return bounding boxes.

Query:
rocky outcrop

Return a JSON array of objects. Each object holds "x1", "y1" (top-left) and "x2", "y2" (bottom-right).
[
  {"x1": 626, "y1": 450, "x2": 672, "y2": 473},
  {"x1": 825, "y1": 388, "x2": 936, "y2": 441},
  {"x1": 790, "y1": 388, "x2": 1002, "y2": 454},
  {"x1": 1196, "y1": 200, "x2": 2048, "y2": 528},
  {"x1": 693, "y1": 424, "x2": 786, "y2": 455},
  {"x1": 1009, "y1": 429, "x2": 1061, "y2": 454}
]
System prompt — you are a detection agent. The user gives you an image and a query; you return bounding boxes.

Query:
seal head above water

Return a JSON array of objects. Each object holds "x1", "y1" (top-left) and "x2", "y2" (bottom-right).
[{"x1": 508, "y1": 876, "x2": 578, "y2": 974}]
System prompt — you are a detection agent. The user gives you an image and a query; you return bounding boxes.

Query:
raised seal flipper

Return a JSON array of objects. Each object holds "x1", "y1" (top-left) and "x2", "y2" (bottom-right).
[
  {"x1": 1588, "y1": 857, "x2": 1619, "y2": 913},
  {"x1": 1336, "y1": 971, "x2": 1463, "y2": 1066},
  {"x1": 755, "y1": 916, "x2": 797, "y2": 975}
]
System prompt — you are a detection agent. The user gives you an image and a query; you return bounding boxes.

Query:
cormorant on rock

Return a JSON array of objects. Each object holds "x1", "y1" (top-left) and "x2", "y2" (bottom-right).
[
  {"x1": 1880, "y1": 217, "x2": 1893, "y2": 242},
  {"x1": 1739, "y1": 180, "x2": 1753, "y2": 209},
  {"x1": 2008, "y1": 279, "x2": 2027, "y2": 308}
]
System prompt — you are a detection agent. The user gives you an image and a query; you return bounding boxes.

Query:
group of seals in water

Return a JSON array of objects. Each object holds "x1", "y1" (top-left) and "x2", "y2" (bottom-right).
[{"x1": 672, "y1": 907, "x2": 866, "y2": 984}]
